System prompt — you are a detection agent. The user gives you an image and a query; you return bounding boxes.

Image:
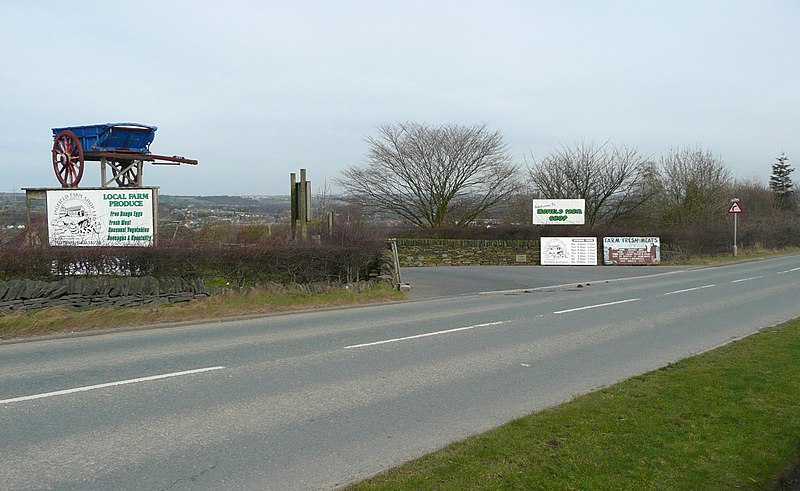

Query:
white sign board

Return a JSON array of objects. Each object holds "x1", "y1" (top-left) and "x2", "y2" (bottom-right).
[
  {"x1": 603, "y1": 237, "x2": 660, "y2": 265},
  {"x1": 533, "y1": 199, "x2": 586, "y2": 225},
  {"x1": 47, "y1": 188, "x2": 156, "y2": 247},
  {"x1": 541, "y1": 237, "x2": 597, "y2": 265}
]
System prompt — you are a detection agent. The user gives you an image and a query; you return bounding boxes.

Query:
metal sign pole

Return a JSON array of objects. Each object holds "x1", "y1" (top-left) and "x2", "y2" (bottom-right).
[{"x1": 729, "y1": 198, "x2": 741, "y2": 257}]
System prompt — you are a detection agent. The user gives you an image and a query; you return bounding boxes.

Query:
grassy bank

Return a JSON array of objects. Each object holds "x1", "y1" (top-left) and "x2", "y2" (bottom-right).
[
  {"x1": 349, "y1": 318, "x2": 800, "y2": 490},
  {"x1": 0, "y1": 284, "x2": 405, "y2": 339},
  {"x1": 672, "y1": 246, "x2": 800, "y2": 266}
]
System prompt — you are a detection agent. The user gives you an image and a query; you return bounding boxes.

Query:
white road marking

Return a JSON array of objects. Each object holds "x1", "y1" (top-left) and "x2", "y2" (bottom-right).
[
  {"x1": 553, "y1": 298, "x2": 640, "y2": 315},
  {"x1": 477, "y1": 269, "x2": 690, "y2": 296},
  {"x1": 0, "y1": 366, "x2": 226, "y2": 405},
  {"x1": 731, "y1": 276, "x2": 762, "y2": 283},
  {"x1": 664, "y1": 284, "x2": 716, "y2": 295},
  {"x1": 344, "y1": 322, "x2": 505, "y2": 349},
  {"x1": 777, "y1": 267, "x2": 800, "y2": 274}
]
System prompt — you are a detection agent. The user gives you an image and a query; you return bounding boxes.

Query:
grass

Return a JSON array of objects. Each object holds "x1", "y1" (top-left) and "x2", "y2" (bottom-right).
[
  {"x1": 671, "y1": 246, "x2": 800, "y2": 266},
  {"x1": 0, "y1": 283, "x2": 405, "y2": 339},
  {"x1": 348, "y1": 318, "x2": 800, "y2": 490}
]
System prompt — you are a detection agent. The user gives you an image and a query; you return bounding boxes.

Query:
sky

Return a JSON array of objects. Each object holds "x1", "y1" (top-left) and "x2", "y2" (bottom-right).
[{"x1": 2, "y1": 1, "x2": 798, "y2": 196}]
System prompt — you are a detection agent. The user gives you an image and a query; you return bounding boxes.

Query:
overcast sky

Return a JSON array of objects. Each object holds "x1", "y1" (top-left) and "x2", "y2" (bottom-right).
[{"x1": 2, "y1": 1, "x2": 798, "y2": 196}]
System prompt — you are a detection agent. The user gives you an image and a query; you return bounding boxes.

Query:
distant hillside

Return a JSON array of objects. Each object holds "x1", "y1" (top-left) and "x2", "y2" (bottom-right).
[
  {"x1": 0, "y1": 193, "x2": 25, "y2": 203},
  {"x1": 158, "y1": 195, "x2": 290, "y2": 211},
  {"x1": 0, "y1": 193, "x2": 294, "y2": 227}
]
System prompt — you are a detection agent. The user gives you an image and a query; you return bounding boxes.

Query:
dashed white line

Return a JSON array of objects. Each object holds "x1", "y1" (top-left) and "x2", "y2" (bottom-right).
[
  {"x1": 553, "y1": 298, "x2": 640, "y2": 315},
  {"x1": 476, "y1": 269, "x2": 690, "y2": 296},
  {"x1": 777, "y1": 267, "x2": 800, "y2": 274},
  {"x1": 0, "y1": 366, "x2": 226, "y2": 405},
  {"x1": 344, "y1": 321, "x2": 506, "y2": 349},
  {"x1": 665, "y1": 284, "x2": 716, "y2": 295},
  {"x1": 731, "y1": 276, "x2": 762, "y2": 283}
]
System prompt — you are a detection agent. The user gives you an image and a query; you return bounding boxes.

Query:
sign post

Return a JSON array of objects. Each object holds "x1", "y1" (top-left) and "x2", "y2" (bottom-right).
[{"x1": 728, "y1": 198, "x2": 743, "y2": 256}]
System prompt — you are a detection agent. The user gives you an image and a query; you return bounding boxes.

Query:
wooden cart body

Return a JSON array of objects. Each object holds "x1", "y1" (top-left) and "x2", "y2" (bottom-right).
[{"x1": 52, "y1": 123, "x2": 197, "y2": 188}]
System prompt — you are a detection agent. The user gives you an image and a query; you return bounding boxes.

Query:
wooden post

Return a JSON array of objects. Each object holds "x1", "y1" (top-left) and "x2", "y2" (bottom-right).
[
  {"x1": 23, "y1": 188, "x2": 46, "y2": 246},
  {"x1": 290, "y1": 172, "x2": 297, "y2": 240},
  {"x1": 290, "y1": 169, "x2": 311, "y2": 240},
  {"x1": 299, "y1": 169, "x2": 308, "y2": 240},
  {"x1": 151, "y1": 186, "x2": 159, "y2": 246}
]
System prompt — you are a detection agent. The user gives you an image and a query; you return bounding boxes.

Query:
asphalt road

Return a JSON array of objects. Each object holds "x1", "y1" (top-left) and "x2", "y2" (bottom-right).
[
  {"x1": 1, "y1": 256, "x2": 799, "y2": 490},
  {"x1": 399, "y1": 263, "x2": 691, "y2": 299}
]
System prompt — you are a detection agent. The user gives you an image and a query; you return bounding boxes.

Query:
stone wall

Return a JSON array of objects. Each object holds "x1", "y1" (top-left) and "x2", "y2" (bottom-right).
[
  {"x1": 0, "y1": 276, "x2": 214, "y2": 313},
  {"x1": 396, "y1": 239, "x2": 540, "y2": 267}
]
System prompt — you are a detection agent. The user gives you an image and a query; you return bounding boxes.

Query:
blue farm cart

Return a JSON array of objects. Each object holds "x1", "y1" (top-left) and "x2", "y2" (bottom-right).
[{"x1": 51, "y1": 123, "x2": 197, "y2": 188}]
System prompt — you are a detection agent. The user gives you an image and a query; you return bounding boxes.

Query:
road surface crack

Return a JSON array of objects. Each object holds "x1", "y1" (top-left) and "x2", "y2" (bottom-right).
[{"x1": 161, "y1": 462, "x2": 218, "y2": 490}]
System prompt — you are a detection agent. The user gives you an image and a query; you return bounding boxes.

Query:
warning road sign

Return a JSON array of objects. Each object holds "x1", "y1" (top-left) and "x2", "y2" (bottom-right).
[{"x1": 728, "y1": 201, "x2": 744, "y2": 214}]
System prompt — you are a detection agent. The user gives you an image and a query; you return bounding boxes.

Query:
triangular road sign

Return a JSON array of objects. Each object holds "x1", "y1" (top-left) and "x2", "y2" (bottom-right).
[{"x1": 728, "y1": 201, "x2": 744, "y2": 214}]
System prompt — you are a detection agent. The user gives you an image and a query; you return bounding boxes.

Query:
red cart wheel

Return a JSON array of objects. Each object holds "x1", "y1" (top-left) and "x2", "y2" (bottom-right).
[
  {"x1": 110, "y1": 159, "x2": 140, "y2": 187},
  {"x1": 52, "y1": 130, "x2": 84, "y2": 187}
]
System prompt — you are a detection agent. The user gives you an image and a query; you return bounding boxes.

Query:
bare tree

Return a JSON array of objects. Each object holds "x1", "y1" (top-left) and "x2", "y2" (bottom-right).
[
  {"x1": 337, "y1": 122, "x2": 519, "y2": 228},
  {"x1": 527, "y1": 140, "x2": 656, "y2": 226},
  {"x1": 312, "y1": 179, "x2": 333, "y2": 219},
  {"x1": 658, "y1": 146, "x2": 732, "y2": 226},
  {"x1": 730, "y1": 176, "x2": 777, "y2": 218}
]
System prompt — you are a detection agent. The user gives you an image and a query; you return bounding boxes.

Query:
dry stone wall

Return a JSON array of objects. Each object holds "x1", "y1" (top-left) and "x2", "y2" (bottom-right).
[
  {"x1": 396, "y1": 239, "x2": 540, "y2": 267},
  {"x1": 0, "y1": 276, "x2": 215, "y2": 313}
]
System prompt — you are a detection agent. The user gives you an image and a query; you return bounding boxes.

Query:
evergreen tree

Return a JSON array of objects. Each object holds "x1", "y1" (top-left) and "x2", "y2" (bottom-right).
[{"x1": 769, "y1": 152, "x2": 795, "y2": 210}]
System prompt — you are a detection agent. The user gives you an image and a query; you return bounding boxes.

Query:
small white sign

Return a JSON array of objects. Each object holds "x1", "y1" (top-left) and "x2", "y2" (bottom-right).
[
  {"x1": 533, "y1": 199, "x2": 586, "y2": 225},
  {"x1": 47, "y1": 188, "x2": 156, "y2": 247},
  {"x1": 541, "y1": 237, "x2": 597, "y2": 265}
]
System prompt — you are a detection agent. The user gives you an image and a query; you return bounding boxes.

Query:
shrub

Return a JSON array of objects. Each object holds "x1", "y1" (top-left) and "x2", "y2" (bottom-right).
[{"x1": 0, "y1": 225, "x2": 390, "y2": 285}]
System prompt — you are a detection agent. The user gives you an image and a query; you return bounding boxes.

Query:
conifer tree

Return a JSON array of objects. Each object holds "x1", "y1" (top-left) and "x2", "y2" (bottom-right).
[{"x1": 769, "y1": 152, "x2": 795, "y2": 210}]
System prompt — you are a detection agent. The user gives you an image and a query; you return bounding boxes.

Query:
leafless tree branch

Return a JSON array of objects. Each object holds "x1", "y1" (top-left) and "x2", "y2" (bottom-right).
[
  {"x1": 338, "y1": 122, "x2": 519, "y2": 228},
  {"x1": 526, "y1": 140, "x2": 656, "y2": 226}
]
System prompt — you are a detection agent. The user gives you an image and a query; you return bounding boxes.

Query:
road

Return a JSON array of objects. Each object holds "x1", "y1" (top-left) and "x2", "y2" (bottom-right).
[
  {"x1": 399, "y1": 263, "x2": 690, "y2": 299},
  {"x1": 1, "y1": 256, "x2": 799, "y2": 490}
]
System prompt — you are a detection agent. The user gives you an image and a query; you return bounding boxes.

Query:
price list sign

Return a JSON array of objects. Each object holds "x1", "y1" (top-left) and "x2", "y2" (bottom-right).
[{"x1": 541, "y1": 237, "x2": 598, "y2": 266}]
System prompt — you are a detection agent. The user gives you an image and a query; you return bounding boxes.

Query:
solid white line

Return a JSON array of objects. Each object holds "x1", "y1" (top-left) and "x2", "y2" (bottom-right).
[
  {"x1": 344, "y1": 321, "x2": 505, "y2": 349},
  {"x1": 731, "y1": 276, "x2": 762, "y2": 283},
  {"x1": 664, "y1": 284, "x2": 716, "y2": 295},
  {"x1": 553, "y1": 298, "x2": 640, "y2": 315},
  {"x1": 0, "y1": 366, "x2": 226, "y2": 405}
]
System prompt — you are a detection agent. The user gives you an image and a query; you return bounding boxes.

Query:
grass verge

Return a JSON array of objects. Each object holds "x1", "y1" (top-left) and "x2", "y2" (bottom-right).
[
  {"x1": 0, "y1": 284, "x2": 405, "y2": 340},
  {"x1": 348, "y1": 318, "x2": 800, "y2": 490},
  {"x1": 671, "y1": 246, "x2": 800, "y2": 266}
]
